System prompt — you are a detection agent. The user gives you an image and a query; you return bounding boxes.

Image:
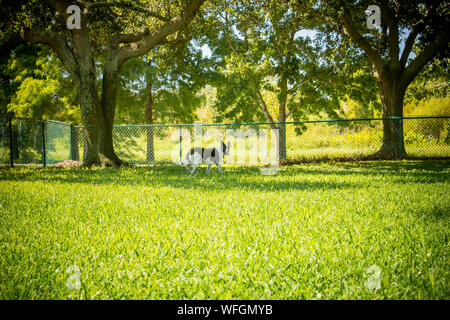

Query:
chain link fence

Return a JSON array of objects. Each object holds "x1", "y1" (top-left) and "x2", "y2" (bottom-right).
[{"x1": 0, "y1": 116, "x2": 449, "y2": 167}]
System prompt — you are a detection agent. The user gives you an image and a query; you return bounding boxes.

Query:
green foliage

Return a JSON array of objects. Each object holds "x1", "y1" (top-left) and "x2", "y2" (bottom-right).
[
  {"x1": 406, "y1": 58, "x2": 450, "y2": 103},
  {"x1": 115, "y1": 42, "x2": 210, "y2": 124},
  {"x1": 203, "y1": 0, "x2": 347, "y2": 123},
  {"x1": 340, "y1": 96, "x2": 376, "y2": 119},
  {"x1": 9, "y1": 78, "x2": 58, "y2": 118},
  {"x1": 405, "y1": 97, "x2": 450, "y2": 143},
  {"x1": 4, "y1": 45, "x2": 80, "y2": 123},
  {"x1": 0, "y1": 161, "x2": 449, "y2": 299},
  {"x1": 405, "y1": 97, "x2": 450, "y2": 117}
]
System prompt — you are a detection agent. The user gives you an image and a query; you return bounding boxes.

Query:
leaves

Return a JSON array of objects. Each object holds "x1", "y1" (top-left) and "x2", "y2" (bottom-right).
[{"x1": 5, "y1": 45, "x2": 80, "y2": 122}]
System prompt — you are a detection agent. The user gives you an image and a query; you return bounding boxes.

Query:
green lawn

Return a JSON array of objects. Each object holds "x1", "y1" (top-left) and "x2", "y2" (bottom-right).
[{"x1": 0, "y1": 161, "x2": 449, "y2": 299}]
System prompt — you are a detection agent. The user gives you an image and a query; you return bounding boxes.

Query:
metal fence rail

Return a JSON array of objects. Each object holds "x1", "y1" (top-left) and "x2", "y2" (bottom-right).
[{"x1": 1, "y1": 116, "x2": 449, "y2": 167}]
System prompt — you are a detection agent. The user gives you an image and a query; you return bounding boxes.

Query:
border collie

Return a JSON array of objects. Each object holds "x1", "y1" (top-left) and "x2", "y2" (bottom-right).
[{"x1": 182, "y1": 141, "x2": 230, "y2": 175}]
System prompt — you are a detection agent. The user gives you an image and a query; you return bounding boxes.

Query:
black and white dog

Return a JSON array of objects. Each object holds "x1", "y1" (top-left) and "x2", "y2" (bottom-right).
[{"x1": 182, "y1": 141, "x2": 230, "y2": 175}]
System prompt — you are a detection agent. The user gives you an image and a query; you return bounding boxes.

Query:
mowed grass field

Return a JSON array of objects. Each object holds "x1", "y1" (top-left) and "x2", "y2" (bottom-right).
[{"x1": 0, "y1": 161, "x2": 449, "y2": 299}]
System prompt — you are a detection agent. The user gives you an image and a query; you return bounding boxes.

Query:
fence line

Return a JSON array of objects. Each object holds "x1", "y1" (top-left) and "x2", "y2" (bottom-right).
[{"x1": 1, "y1": 116, "x2": 449, "y2": 167}]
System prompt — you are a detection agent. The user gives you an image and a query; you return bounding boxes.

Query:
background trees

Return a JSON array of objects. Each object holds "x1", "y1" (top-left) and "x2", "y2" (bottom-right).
[
  {"x1": 2, "y1": 0, "x2": 206, "y2": 166},
  {"x1": 4, "y1": 45, "x2": 79, "y2": 122},
  {"x1": 202, "y1": 0, "x2": 352, "y2": 159},
  {"x1": 1, "y1": 0, "x2": 448, "y2": 164},
  {"x1": 301, "y1": 0, "x2": 449, "y2": 159}
]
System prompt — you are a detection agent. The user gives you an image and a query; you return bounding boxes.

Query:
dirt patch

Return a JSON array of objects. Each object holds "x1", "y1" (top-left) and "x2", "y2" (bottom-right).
[{"x1": 49, "y1": 160, "x2": 83, "y2": 167}]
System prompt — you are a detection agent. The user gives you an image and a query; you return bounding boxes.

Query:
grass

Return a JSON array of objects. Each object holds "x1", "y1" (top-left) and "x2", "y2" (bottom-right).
[{"x1": 0, "y1": 160, "x2": 449, "y2": 300}]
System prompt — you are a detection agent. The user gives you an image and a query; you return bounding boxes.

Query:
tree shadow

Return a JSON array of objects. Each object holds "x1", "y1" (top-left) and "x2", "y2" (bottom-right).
[
  {"x1": 0, "y1": 160, "x2": 448, "y2": 192},
  {"x1": 0, "y1": 165, "x2": 362, "y2": 192},
  {"x1": 411, "y1": 203, "x2": 450, "y2": 222},
  {"x1": 282, "y1": 160, "x2": 450, "y2": 184}
]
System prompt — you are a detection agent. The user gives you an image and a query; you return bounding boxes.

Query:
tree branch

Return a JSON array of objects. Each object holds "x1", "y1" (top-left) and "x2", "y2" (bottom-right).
[
  {"x1": 0, "y1": 34, "x2": 24, "y2": 59},
  {"x1": 115, "y1": 0, "x2": 205, "y2": 64},
  {"x1": 286, "y1": 65, "x2": 335, "y2": 119},
  {"x1": 379, "y1": 0, "x2": 399, "y2": 65},
  {"x1": 79, "y1": 1, "x2": 171, "y2": 22},
  {"x1": 19, "y1": 29, "x2": 77, "y2": 77},
  {"x1": 400, "y1": 4, "x2": 438, "y2": 68},
  {"x1": 223, "y1": 10, "x2": 242, "y2": 57},
  {"x1": 402, "y1": 31, "x2": 450, "y2": 86},
  {"x1": 399, "y1": 23, "x2": 425, "y2": 68},
  {"x1": 337, "y1": 3, "x2": 385, "y2": 71},
  {"x1": 255, "y1": 90, "x2": 276, "y2": 125}
]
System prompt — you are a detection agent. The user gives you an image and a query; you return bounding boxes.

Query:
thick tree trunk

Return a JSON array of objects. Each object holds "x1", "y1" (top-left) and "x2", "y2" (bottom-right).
[
  {"x1": 146, "y1": 82, "x2": 154, "y2": 162},
  {"x1": 66, "y1": 16, "x2": 105, "y2": 167},
  {"x1": 375, "y1": 78, "x2": 407, "y2": 159},
  {"x1": 76, "y1": 73, "x2": 102, "y2": 166},
  {"x1": 99, "y1": 57, "x2": 123, "y2": 167}
]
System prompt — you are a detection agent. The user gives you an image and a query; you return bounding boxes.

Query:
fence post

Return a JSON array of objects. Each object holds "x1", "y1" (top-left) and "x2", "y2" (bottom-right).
[
  {"x1": 71, "y1": 126, "x2": 79, "y2": 161},
  {"x1": 8, "y1": 117, "x2": 14, "y2": 168},
  {"x1": 282, "y1": 122, "x2": 287, "y2": 160},
  {"x1": 179, "y1": 125, "x2": 182, "y2": 164},
  {"x1": 82, "y1": 128, "x2": 88, "y2": 162},
  {"x1": 42, "y1": 120, "x2": 46, "y2": 167},
  {"x1": 69, "y1": 123, "x2": 73, "y2": 160}
]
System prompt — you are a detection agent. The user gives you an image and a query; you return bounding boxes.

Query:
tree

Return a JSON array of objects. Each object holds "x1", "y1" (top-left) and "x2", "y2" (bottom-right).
[
  {"x1": 302, "y1": 0, "x2": 450, "y2": 159},
  {"x1": 2, "y1": 0, "x2": 205, "y2": 166},
  {"x1": 205, "y1": 0, "x2": 345, "y2": 159},
  {"x1": 5, "y1": 45, "x2": 80, "y2": 122},
  {"x1": 116, "y1": 41, "x2": 209, "y2": 161},
  {"x1": 405, "y1": 57, "x2": 449, "y2": 103}
]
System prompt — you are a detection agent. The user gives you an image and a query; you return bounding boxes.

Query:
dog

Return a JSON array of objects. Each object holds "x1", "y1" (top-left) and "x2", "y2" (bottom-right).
[{"x1": 182, "y1": 141, "x2": 230, "y2": 175}]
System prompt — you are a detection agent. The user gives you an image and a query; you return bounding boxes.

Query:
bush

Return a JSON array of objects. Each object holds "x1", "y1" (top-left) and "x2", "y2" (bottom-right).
[{"x1": 405, "y1": 97, "x2": 450, "y2": 144}]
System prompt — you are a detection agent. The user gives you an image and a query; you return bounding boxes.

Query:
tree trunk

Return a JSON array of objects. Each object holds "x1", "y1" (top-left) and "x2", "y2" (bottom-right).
[
  {"x1": 375, "y1": 78, "x2": 407, "y2": 159},
  {"x1": 66, "y1": 19, "x2": 105, "y2": 167},
  {"x1": 277, "y1": 122, "x2": 286, "y2": 161},
  {"x1": 12, "y1": 125, "x2": 19, "y2": 160},
  {"x1": 99, "y1": 57, "x2": 123, "y2": 167},
  {"x1": 146, "y1": 81, "x2": 155, "y2": 162},
  {"x1": 98, "y1": 120, "x2": 122, "y2": 166},
  {"x1": 76, "y1": 76, "x2": 102, "y2": 166},
  {"x1": 278, "y1": 87, "x2": 288, "y2": 161}
]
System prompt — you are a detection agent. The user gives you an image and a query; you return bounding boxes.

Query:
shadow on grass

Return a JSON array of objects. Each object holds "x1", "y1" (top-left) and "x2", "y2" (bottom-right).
[
  {"x1": 411, "y1": 203, "x2": 450, "y2": 222},
  {"x1": 0, "y1": 160, "x2": 448, "y2": 192},
  {"x1": 0, "y1": 166, "x2": 361, "y2": 192},
  {"x1": 280, "y1": 160, "x2": 450, "y2": 184}
]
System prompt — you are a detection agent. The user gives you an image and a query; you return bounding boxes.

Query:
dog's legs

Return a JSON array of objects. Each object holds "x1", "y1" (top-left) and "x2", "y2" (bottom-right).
[
  {"x1": 185, "y1": 163, "x2": 191, "y2": 173},
  {"x1": 191, "y1": 164, "x2": 198, "y2": 175},
  {"x1": 217, "y1": 163, "x2": 223, "y2": 174},
  {"x1": 206, "y1": 164, "x2": 211, "y2": 174}
]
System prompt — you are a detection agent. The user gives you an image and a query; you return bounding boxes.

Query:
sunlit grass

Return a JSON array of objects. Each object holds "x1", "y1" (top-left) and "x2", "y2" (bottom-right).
[{"x1": 0, "y1": 161, "x2": 449, "y2": 299}]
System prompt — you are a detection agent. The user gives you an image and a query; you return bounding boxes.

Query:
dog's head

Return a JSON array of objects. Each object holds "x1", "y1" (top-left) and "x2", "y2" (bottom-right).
[{"x1": 221, "y1": 141, "x2": 231, "y2": 155}]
